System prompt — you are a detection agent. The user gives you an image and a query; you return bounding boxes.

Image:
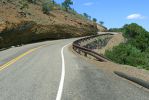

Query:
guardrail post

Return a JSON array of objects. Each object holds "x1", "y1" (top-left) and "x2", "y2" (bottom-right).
[
  {"x1": 84, "y1": 52, "x2": 87, "y2": 57},
  {"x1": 78, "y1": 49, "x2": 80, "y2": 54},
  {"x1": 73, "y1": 47, "x2": 76, "y2": 51}
]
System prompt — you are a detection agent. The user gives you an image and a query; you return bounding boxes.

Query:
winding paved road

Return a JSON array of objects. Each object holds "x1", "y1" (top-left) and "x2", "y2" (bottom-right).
[{"x1": 0, "y1": 38, "x2": 149, "y2": 100}]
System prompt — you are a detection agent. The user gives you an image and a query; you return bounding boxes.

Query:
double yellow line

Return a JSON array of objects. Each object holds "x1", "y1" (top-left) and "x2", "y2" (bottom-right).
[{"x1": 0, "y1": 46, "x2": 43, "y2": 71}]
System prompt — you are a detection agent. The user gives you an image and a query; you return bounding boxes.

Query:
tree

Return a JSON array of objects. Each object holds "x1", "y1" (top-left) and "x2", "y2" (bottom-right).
[
  {"x1": 42, "y1": 0, "x2": 58, "y2": 14},
  {"x1": 42, "y1": 2, "x2": 51, "y2": 14},
  {"x1": 123, "y1": 23, "x2": 148, "y2": 39},
  {"x1": 28, "y1": 0, "x2": 36, "y2": 4},
  {"x1": 51, "y1": 0, "x2": 56, "y2": 4},
  {"x1": 121, "y1": 23, "x2": 149, "y2": 51},
  {"x1": 99, "y1": 21, "x2": 104, "y2": 25},
  {"x1": 108, "y1": 28, "x2": 124, "y2": 32},
  {"x1": 92, "y1": 18, "x2": 97, "y2": 22},
  {"x1": 19, "y1": 0, "x2": 29, "y2": 10},
  {"x1": 62, "y1": 0, "x2": 73, "y2": 11},
  {"x1": 69, "y1": 8, "x2": 77, "y2": 15},
  {"x1": 83, "y1": 13, "x2": 91, "y2": 20}
]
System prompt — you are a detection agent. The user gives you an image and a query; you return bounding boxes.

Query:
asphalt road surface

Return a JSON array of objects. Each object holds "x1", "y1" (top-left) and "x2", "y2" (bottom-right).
[{"x1": 0, "y1": 38, "x2": 149, "y2": 100}]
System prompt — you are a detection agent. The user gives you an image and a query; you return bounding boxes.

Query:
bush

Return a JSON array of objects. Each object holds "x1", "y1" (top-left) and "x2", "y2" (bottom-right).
[
  {"x1": 105, "y1": 43, "x2": 148, "y2": 68},
  {"x1": 109, "y1": 28, "x2": 124, "y2": 32},
  {"x1": 42, "y1": 3, "x2": 50, "y2": 14},
  {"x1": 110, "y1": 23, "x2": 149, "y2": 51},
  {"x1": 93, "y1": 18, "x2": 97, "y2": 22},
  {"x1": 42, "y1": 2, "x2": 55, "y2": 14},
  {"x1": 28, "y1": 0, "x2": 36, "y2": 4},
  {"x1": 99, "y1": 21, "x2": 104, "y2": 25},
  {"x1": 62, "y1": 0, "x2": 73, "y2": 11},
  {"x1": 83, "y1": 13, "x2": 91, "y2": 20},
  {"x1": 123, "y1": 23, "x2": 148, "y2": 39},
  {"x1": 123, "y1": 23, "x2": 149, "y2": 51},
  {"x1": 19, "y1": 0, "x2": 29, "y2": 10},
  {"x1": 68, "y1": 8, "x2": 77, "y2": 15}
]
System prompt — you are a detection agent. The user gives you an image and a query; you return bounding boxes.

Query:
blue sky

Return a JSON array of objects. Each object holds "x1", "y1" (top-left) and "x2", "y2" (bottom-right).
[{"x1": 55, "y1": 0, "x2": 149, "y2": 31}]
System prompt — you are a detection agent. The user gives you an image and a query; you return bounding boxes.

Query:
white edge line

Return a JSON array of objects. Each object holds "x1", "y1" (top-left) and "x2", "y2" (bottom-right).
[{"x1": 56, "y1": 43, "x2": 72, "y2": 100}]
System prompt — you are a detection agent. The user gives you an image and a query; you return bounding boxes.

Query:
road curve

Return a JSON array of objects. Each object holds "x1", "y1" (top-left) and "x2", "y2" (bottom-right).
[{"x1": 0, "y1": 38, "x2": 148, "y2": 100}]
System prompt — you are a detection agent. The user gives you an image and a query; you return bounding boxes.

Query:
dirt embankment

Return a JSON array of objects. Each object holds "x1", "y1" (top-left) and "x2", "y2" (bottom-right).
[
  {"x1": 79, "y1": 33, "x2": 124, "y2": 54},
  {"x1": 97, "y1": 24, "x2": 107, "y2": 32},
  {"x1": 0, "y1": 1, "x2": 102, "y2": 49},
  {"x1": 98, "y1": 33, "x2": 125, "y2": 54}
]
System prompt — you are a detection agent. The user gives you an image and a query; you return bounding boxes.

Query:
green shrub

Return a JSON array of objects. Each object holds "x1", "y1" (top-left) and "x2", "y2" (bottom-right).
[
  {"x1": 105, "y1": 43, "x2": 148, "y2": 68},
  {"x1": 28, "y1": 0, "x2": 36, "y2": 4},
  {"x1": 19, "y1": 0, "x2": 29, "y2": 10},
  {"x1": 123, "y1": 23, "x2": 148, "y2": 39},
  {"x1": 122, "y1": 24, "x2": 149, "y2": 51},
  {"x1": 42, "y1": 3, "x2": 50, "y2": 14},
  {"x1": 130, "y1": 32, "x2": 149, "y2": 51},
  {"x1": 62, "y1": 0, "x2": 73, "y2": 11},
  {"x1": 92, "y1": 18, "x2": 97, "y2": 22},
  {"x1": 68, "y1": 8, "x2": 77, "y2": 15},
  {"x1": 108, "y1": 28, "x2": 124, "y2": 32},
  {"x1": 99, "y1": 21, "x2": 104, "y2": 25},
  {"x1": 83, "y1": 13, "x2": 91, "y2": 20},
  {"x1": 42, "y1": 2, "x2": 54, "y2": 14}
]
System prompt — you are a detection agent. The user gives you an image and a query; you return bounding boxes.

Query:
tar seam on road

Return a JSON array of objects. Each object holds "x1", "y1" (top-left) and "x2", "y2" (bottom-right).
[
  {"x1": 56, "y1": 43, "x2": 71, "y2": 100},
  {"x1": 0, "y1": 46, "x2": 43, "y2": 71}
]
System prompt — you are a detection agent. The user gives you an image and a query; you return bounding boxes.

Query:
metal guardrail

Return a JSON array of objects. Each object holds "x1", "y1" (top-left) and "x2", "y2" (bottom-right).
[
  {"x1": 73, "y1": 33, "x2": 149, "y2": 89},
  {"x1": 72, "y1": 33, "x2": 113, "y2": 62}
]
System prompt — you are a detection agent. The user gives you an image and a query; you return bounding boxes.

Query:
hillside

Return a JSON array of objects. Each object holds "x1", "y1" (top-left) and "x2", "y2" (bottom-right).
[
  {"x1": 0, "y1": 0, "x2": 106, "y2": 49},
  {"x1": 105, "y1": 23, "x2": 149, "y2": 70}
]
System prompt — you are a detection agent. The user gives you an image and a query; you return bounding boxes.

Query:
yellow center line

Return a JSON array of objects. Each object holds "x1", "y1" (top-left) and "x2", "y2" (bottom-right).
[{"x1": 0, "y1": 46, "x2": 43, "y2": 71}]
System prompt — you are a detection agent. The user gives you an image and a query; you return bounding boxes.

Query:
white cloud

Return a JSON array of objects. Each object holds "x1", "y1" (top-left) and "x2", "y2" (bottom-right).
[
  {"x1": 126, "y1": 13, "x2": 146, "y2": 19},
  {"x1": 83, "y1": 2, "x2": 94, "y2": 6}
]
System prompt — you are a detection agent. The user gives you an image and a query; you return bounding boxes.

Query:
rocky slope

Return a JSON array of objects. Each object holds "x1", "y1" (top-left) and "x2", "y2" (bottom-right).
[
  {"x1": 0, "y1": 0, "x2": 105, "y2": 49},
  {"x1": 97, "y1": 24, "x2": 107, "y2": 32},
  {"x1": 97, "y1": 33, "x2": 125, "y2": 54}
]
